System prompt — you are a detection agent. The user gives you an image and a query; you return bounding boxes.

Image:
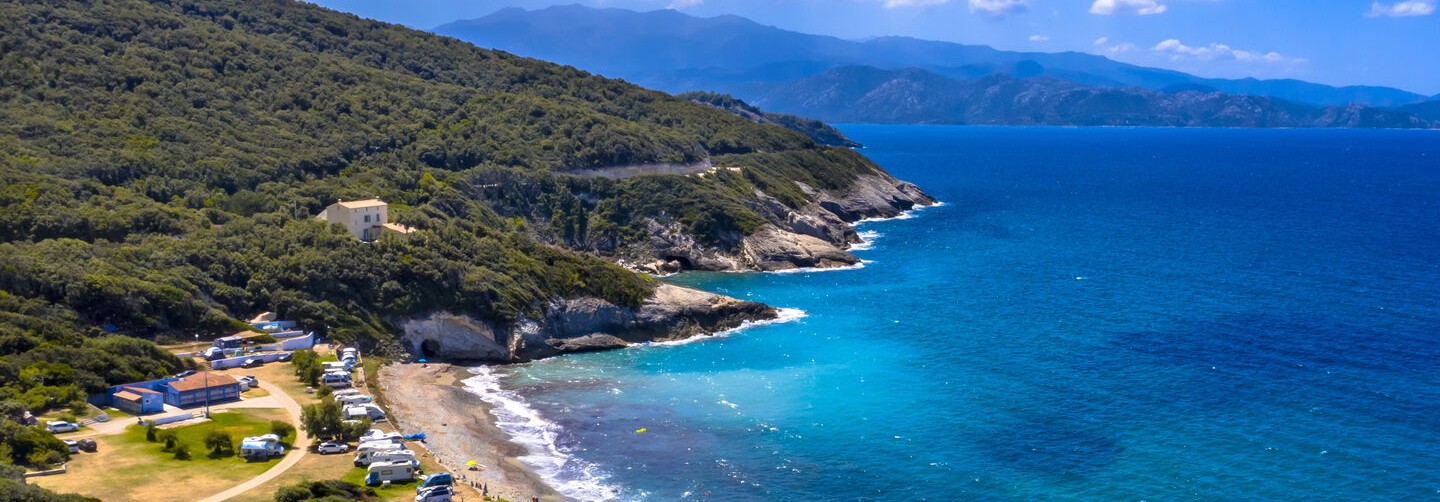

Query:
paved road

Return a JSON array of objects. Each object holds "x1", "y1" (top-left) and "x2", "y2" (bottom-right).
[{"x1": 195, "y1": 380, "x2": 311, "y2": 502}]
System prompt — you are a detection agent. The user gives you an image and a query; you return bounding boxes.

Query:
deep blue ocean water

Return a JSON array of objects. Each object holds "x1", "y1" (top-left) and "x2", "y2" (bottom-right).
[{"x1": 466, "y1": 126, "x2": 1440, "y2": 501}]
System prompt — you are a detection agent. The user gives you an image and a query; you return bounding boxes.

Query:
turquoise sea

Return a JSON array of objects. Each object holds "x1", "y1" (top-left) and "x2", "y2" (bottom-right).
[{"x1": 465, "y1": 126, "x2": 1440, "y2": 500}]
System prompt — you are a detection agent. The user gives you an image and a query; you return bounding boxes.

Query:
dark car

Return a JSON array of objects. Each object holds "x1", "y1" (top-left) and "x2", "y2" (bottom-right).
[
  {"x1": 77, "y1": 438, "x2": 97, "y2": 452},
  {"x1": 276, "y1": 352, "x2": 292, "y2": 362},
  {"x1": 174, "y1": 370, "x2": 197, "y2": 379},
  {"x1": 241, "y1": 358, "x2": 263, "y2": 368}
]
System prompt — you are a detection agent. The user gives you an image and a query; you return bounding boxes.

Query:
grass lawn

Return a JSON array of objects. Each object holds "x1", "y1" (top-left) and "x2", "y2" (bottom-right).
[
  {"x1": 213, "y1": 360, "x2": 322, "y2": 407},
  {"x1": 31, "y1": 408, "x2": 291, "y2": 502}
]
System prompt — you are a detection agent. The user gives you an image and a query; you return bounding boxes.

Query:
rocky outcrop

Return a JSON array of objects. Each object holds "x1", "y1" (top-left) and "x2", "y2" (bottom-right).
[
  {"x1": 399, "y1": 284, "x2": 776, "y2": 362},
  {"x1": 629, "y1": 171, "x2": 937, "y2": 273}
]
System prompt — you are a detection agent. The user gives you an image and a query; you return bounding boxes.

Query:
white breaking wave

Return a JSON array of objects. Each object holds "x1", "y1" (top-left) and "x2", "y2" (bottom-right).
[
  {"x1": 459, "y1": 308, "x2": 806, "y2": 500},
  {"x1": 849, "y1": 230, "x2": 882, "y2": 251},
  {"x1": 462, "y1": 367, "x2": 624, "y2": 501},
  {"x1": 851, "y1": 201, "x2": 945, "y2": 227},
  {"x1": 641, "y1": 308, "x2": 808, "y2": 347},
  {"x1": 768, "y1": 261, "x2": 866, "y2": 274}
]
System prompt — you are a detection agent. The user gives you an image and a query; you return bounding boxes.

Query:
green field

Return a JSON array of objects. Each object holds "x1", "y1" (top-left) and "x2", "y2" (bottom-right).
[{"x1": 31, "y1": 408, "x2": 290, "y2": 502}]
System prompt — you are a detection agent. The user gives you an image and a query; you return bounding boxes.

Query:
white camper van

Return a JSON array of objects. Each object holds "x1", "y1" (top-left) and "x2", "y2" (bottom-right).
[
  {"x1": 336, "y1": 394, "x2": 373, "y2": 406},
  {"x1": 322, "y1": 372, "x2": 352, "y2": 388},
  {"x1": 353, "y1": 440, "x2": 406, "y2": 457},
  {"x1": 239, "y1": 434, "x2": 285, "y2": 459}
]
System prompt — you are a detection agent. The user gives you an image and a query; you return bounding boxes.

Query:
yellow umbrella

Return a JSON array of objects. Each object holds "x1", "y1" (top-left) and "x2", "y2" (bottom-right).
[{"x1": 465, "y1": 460, "x2": 477, "y2": 467}]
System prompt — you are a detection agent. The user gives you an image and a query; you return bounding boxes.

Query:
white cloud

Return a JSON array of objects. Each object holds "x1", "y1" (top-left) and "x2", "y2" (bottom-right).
[
  {"x1": 1151, "y1": 39, "x2": 1305, "y2": 65},
  {"x1": 968, "y1": 0, "x2": 1027, "y2": 16},
  {"x1": 885, "y1": 0, "x2": 950, "y2": 7},
  {"x1": 1102, "y1": 42, "x2": 1137, "y2": 55},
  {"x1": 667, "y1": 0, "x2": 702, "y2": 8},
  {"x1": 1029, "y1": 34, "x2": 1049, "y2": 42},
  {"x1": 1089, "y1": 0, "x2": 1167, "y2": 15},
  {"x1": 1365, "y1": 0, "x2": 1435, "y2": 17},
  {"x1": 1093, "y1": 37, "x2": 1109, "y2": 46}
]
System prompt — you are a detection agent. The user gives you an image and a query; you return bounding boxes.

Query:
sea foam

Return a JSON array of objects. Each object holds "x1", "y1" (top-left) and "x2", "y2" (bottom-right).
[
  {"x1": 461, "y1": 307, "x2": 807, "y2": 500},
  {"x1": 462, "y1": 367, "x2": 623, "y2": 501}
]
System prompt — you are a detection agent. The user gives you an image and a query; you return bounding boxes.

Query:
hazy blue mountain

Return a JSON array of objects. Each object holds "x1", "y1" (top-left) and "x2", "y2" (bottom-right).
[
  {"x1": 435, "y1": 6, "x2": 1427, "y2": 109},
  {"x1": 746, "y1": 66, "x2": 1433, "y2": 128}
]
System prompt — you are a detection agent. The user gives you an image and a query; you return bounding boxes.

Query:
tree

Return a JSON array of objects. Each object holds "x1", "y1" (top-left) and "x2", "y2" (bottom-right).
[
  {"x1": 290, "y1": 350, "x2": 322, "y2": 387},
  {"x1": 203, "y1": 430, "x2": 233, "y2": 457},
  {"x1": 340, "y1": 418, "x2": 372, "y2": 442},
  {"x1": 299, "y1": 400, "x2": 343, "y2": 440}
]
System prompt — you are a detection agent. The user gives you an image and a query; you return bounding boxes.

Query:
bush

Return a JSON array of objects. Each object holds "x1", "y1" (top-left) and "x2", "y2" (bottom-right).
[
  {"x1": 249, "y1": 333, "x2": 277, "y2": 344},
  {"x1": 270, "y1": 420, "x2": 296, "y2": 442},
  {"x1": 274, "y1": 479, "x2": 375, "y2": 501},
  {"x1": 145, "y1": 424, "x2": 157, "y2": 442},
  {"x1": 274, "y1": 485, "x2": 312, "y2": 502},
  {"x1": 315, "y1": 385, "x2": 332, "y2": 399},
  {"x1": 158, "y1": 430, "x2": 178, "y2": 452},
  {"x1": 172, "y1": 442, "x2": 191, "y2": 460}
]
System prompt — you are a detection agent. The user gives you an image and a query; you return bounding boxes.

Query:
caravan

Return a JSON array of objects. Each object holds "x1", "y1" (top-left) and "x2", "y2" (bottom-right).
[
  {"x1": 364, "y1": 460, "x2": 417, "y2": 485},
  {"x1": 336, "y1": 394, "x2": 373, "y2": 406},
  {"x1": 344, "y1": 403, "x2": 385, "y2": 422}
]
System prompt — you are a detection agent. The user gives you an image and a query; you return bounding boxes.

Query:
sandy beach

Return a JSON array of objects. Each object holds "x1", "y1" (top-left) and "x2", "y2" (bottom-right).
[{"x1": 378, "y1": 363, "x2": 565, "y2": 502}]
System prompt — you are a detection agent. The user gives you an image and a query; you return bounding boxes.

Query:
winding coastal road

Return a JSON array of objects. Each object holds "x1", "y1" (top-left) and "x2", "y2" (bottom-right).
[{"x1": 196, "y1": 380, "x2": 311, "y2": 502}]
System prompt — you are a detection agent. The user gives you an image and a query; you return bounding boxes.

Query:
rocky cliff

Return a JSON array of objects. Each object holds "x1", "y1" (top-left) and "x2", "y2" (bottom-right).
[
  {"x1": 626, "y1": 172, "x2": 937, "y2": 273},
  {"x1": 399, "y1": 284, "x2": 777, "y2": 361}
]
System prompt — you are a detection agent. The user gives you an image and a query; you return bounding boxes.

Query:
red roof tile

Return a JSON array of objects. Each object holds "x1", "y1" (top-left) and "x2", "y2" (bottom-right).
[{"x1": 167, "y1": 372, "x2": 239, "y2": 392}]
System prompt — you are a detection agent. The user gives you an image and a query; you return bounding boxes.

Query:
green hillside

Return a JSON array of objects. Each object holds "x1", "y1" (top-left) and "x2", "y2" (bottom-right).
[{"x1": 0, "y1": 0, "x2": 898, "y2": 453}]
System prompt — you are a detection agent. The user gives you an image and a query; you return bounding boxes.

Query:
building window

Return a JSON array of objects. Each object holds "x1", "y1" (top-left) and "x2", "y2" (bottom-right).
[{"x1": 364, "y1": 215, "x2": 371, "y2": 223}]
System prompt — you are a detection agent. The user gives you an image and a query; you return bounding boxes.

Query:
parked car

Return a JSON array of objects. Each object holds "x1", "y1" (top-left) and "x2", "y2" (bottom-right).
[
  {"x1": 240, "y1": 358, "x2": 263, "y2": 368},
  {"x1": 415, "y1": 484, "x2": 453, "y2": 502},
  {"x1": 203, "y1": 347, "x2": 225, "y2": 360},
  {"x1": 63, "y1": 439, "x2": 79, "y2": 453},
  {"x1": 238, "y1": 375, "x2": 259, "y2": 388},
  {"x1": 46, "y1": 421, "x2": 79, "y2": 433},
  {"x1": 173, "y1": 370, "x2": 197, "y2": 379},
  {"x1": 317, "y1": 441, "x2": 349, "y2": 454},
  {"x1": 276, "y1": 352, "x2": 293, "y2": 362},
  {"x1": 77, "y1": 438, "x2": 97, "y2": 452}
]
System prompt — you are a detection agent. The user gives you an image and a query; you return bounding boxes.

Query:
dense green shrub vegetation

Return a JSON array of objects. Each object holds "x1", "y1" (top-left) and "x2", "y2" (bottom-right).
[{"x1": 0, "y1": 1, "x2": 891, "y2": 482}]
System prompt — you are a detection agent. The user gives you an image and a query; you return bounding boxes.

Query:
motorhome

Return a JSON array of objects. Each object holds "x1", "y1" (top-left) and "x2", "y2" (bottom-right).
[
  {"x1": 357, "y1": 431, "x2": 402, "y2": 444},
  {"x1": 239, "y1": 434, "x2": 285, "y2": 459},
  {"x1": 322, "y1": 361, "x2": 353, "y2": 373},
  {"x1": 364, "y1": 461, "x2": 417, "y2": 485},
  {"x1": 354, "y1": 448, "x2": 417, "y2": 467}
]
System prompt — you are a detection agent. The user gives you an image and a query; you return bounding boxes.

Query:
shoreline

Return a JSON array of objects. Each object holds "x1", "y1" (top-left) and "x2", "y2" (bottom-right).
[{"x1": 378, "y1": 363, "x2": 565, "y2": 502}]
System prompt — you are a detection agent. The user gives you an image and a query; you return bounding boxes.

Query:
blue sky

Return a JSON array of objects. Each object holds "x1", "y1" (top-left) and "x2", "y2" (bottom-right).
[{"x1": 314, "y1": 0, "x2": 1440, "y2": 95}]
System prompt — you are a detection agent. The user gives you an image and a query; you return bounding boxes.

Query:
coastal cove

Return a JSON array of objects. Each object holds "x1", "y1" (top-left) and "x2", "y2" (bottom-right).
[{"x1": 461, "y1": 126, "x2": 1440, "y2": 501}]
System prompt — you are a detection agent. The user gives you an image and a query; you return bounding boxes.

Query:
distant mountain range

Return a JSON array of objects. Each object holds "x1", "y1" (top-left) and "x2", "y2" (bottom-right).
[{"x1": 435, "y1": 5, "x2": 1437, "y2": 128}]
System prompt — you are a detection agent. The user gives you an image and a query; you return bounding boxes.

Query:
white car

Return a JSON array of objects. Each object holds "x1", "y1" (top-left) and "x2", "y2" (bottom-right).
[
  {"x1": 63, "y1": 439, "x2": 79, "y2": 453},
  {"x1": 46, "y1": 421, "x2": 80, "y2": 433},
  {"x1": 316, "y1": 441, "x2": 350, "y2": 454},
  {"x1": 415, "y1": 485, "x2": 453, "y2": 502}
]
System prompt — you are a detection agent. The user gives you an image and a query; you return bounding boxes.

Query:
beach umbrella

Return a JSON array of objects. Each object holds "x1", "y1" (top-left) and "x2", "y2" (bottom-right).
[
  {"x1": 418, "y1": 358, "x2": 428, "y2": 363},
  {"x1": 465, "y1": 460, "x2": 476, "y2": 467}
]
